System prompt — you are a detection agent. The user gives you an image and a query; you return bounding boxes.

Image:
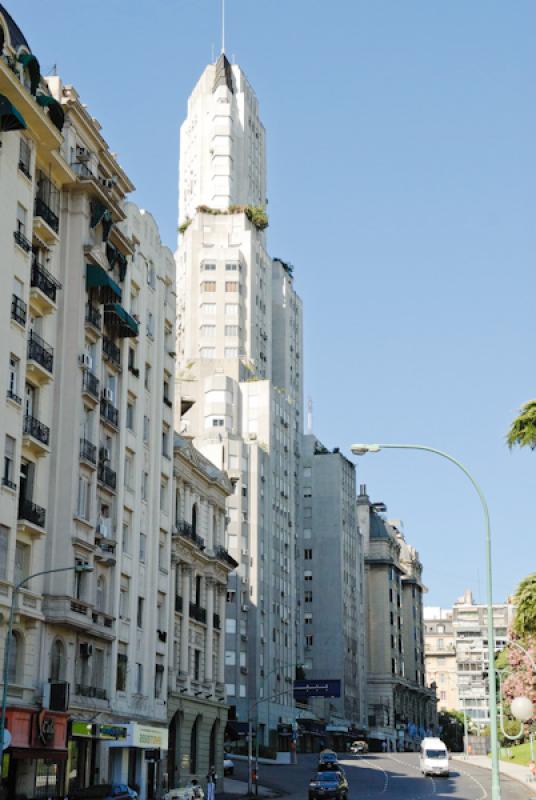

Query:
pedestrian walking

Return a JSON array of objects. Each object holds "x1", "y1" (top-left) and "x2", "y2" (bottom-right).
[{"x1": 206, "y1": 766, "x2": 217, "y2": 800}]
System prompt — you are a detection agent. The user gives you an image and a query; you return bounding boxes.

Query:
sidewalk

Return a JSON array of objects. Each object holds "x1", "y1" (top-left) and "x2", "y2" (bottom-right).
[
  {"x1": 219, "y1": 777, "x2": 278, "y2": 797},
  {"x1": 451, "y1": 754, "x2": 536, "y2": 789}
]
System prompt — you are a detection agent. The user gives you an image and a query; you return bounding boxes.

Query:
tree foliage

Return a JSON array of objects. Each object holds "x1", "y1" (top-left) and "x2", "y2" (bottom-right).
[
  {"x1": 513, "y1": 573, "x2": 536, "y2": 638},
  {"x1": 507, "y1": 400, "x2": 536, "y2": 450}
]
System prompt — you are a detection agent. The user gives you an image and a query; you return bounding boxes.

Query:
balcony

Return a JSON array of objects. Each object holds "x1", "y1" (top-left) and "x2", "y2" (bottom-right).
[
  {"x1": 22, "y1": 414, "x2": 50, "y2": 456},
  {"x1": 102, "y1": 335, "x2": 121, "y2": 370},
  {"x1": 85, "y1": 303, "x2": 102, "y2": 331},
  {"x1": 81, "y1": 369, "x2": 99, "y2": 402},
  {"x1": 80, "y1": 438, "x2": 97, "y2": 466},
  {"x1": 75, "y1": 685, "x2": 107, "y2": 701},
  {"x1": 18, "y1": 497, "x2": 46, "y2": 533},
  {"x1": 174, "y1": 520, "x2": 205, "y2": 551},
  {"x1": 189, "y1": 602, "x2": 207, "y2": 624},
  {"x1": 175, "y1": 595, "x2": 183, "y2": 613},
  {"x1": 13, "y1": 229, "x2": 32, "y2": 253},
  {"x1": 97, "y1": 462, "x2": 117, "y2": 491},
  {"x1": 34, "y1": 196, "x2": 60, "y2": 242},
  {"x1": 100, "y1": 398, "x2": 119, "y2": 429},
  {"x1": 30, "y1": 258, "x2": 60, "y2": 314},
  {"x1": 11, "y1": 295, "x2": 27, "y2": 327},
  {"x1": 214, "y1": 544, "x2": 239, "y2": 570},
  {"x1": 27, "y1": 331, "x2": 54, "y2": 384}
]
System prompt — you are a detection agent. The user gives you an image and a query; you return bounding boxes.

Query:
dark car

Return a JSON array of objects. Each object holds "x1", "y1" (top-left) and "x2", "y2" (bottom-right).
[{"x1": 309, "y1": 770, "x2": 349, "y2": 800}]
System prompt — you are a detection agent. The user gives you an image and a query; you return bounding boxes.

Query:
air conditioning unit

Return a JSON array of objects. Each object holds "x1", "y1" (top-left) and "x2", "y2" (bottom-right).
[
  {"x1": 79, "y1": 642, "x2": 93, "y2": 658},
  {"x1": 99, "y1": 447, "x2": 111, "y2": 463},
  {"x1": 102, "y1": 387, "x2": 114, "y2": 402},
  {"x1": 43, "y1": 680, "x2": 70, "y2": 712},
  {"x1": 79, "y1": 353, "x2": 92, "y2": 369},
  {"x1": 76, "y1": 146, "x2": 91, "y2": 162}
]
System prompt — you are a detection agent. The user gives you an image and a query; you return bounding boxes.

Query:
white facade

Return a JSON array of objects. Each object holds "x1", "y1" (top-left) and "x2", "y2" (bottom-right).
[{"x1": 176, "y1": 55, "x2": 303, "y2": 742}]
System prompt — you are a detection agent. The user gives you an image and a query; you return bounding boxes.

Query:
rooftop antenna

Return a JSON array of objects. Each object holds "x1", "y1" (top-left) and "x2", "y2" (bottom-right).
[
  {"x1": 221, "y1": 0, "x2": 225, "y2": 54},
  {"x1": 307, "y1": 397, "x2": 313, "y2": 435}
]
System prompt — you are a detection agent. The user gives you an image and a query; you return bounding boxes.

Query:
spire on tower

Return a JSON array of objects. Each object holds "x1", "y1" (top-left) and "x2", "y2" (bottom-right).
[{"x1": 221, "y1": 0, "x2": 225, "y2": 54}]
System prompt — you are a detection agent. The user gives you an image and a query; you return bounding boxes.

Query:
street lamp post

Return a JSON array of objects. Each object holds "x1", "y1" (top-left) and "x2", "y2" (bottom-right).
[
  {"x1": 351, "y1": 442, "x2": 502, "y2": 800},
  {"x1": 0, "y1": 564, "x2": 93, "y2": 753},
  {"x1": 496, "y1": 640, "x2": 536, "y2": 762}
]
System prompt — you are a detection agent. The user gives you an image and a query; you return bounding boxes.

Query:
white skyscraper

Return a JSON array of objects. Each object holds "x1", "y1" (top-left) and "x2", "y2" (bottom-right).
[{"x1": 175, "y1": 54, "x2": 303, "y2": 745}]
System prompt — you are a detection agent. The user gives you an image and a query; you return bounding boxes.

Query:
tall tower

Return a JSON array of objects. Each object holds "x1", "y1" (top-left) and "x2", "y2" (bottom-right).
[{"x1": 176, "y1": 56, "x2": 303, "y2": 744}]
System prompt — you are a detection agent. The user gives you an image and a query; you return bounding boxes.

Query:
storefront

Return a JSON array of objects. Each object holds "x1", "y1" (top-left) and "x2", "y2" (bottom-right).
[
  {"x1": 1, "y1": 706, "x2": 69, "y2": 799},
  {"x1": 106, "y1": 722, "x2": 168, "y2": 800},
  {"x1": 67, "y1": 720, "x2": 129, "y2": 793}
]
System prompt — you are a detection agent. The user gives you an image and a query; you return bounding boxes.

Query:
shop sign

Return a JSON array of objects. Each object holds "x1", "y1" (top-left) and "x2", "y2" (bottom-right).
[
  {"x1": 71, "y1": 722, "x2": 128, "y2": 741},
  {"x1": 131, "y1": 724, "x2": 168, "y2": 750}
]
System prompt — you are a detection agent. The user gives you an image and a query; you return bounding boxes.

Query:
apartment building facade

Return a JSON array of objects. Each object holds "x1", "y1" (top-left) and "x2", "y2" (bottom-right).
[
  {"x1": 175, "y1": 54, "x2": 303, "y2": 744},
  {"x1": 296, "y1": 436, "x2": 367, "y2": 744},
  {"x1": 423, "y1": 608, "x2": 458, "y2": 711},
  {"x1": 357, "y1": 485, "x2": 437, "y2": 751}
]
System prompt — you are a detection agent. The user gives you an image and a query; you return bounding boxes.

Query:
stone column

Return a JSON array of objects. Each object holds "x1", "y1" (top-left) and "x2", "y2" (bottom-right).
[
  {"x1": 180, "y1": 564, "x2": 191, "y2": 675},
  {"x1": 207, "y1": 504, "x2": 214, "y2": 551},
  {"x1": 218, "y1": 585, "x2": 226, "y2": 684},
  {"x1": 205, "y1": 578, "x2": 214, "y2": 682}
]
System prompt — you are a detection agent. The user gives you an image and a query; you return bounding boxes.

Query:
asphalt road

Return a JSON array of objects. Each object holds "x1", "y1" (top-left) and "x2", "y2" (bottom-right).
[{"x1": 231, "y1": 752, "x2": 534, "y2": 800}]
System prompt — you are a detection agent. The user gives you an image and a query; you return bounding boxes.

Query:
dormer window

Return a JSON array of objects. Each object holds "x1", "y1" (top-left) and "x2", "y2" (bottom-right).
[{"x1": 17, "y1": 52, "x2": 40, "y2": 96}]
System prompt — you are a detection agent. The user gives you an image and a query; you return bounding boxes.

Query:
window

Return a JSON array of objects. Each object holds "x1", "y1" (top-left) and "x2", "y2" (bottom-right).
[
  {"x1": 304, "y1": 590, "x2": 312, "y2": 603},
  {"x1": 225, "y1": 303, "x2": 238, "y2": 317},
  {"x1": 162, "y1": 427, "x2": 170, "y2": 459},
  {"x1": 200, "y1": 325, "x2": 216, "y2": 337},
  {"x1": 155, "y1": 664, "x2": 164, "y2": 698},
  {"x1": 225, "y1": 282, "x2": 239, "y2": 292},
  {"x1": 201, "y1": 263, "x2": 216, "y2": 271},
  {"x1": 303, "y1": 467, "x2": 312, "y2": 478},
  {"x1": 96, "y1": 576, "x2": 106, "y2": 612},
  {"x1": 304, "y1": 570, "x2": 312, "y2": 581},
  {"x1": 126, "y1": 400, "x2": 135, "y2": 430},
  {"x1": 225, "y1": 263, "x2": 239, "y2": 271},
  {"x1": 19, "y1": 138, "x2": 31, "y2": 177},
  {"x1": 303, "y1": 488, "x2": 312, "y2": 498},
  {"x1": 0, "y1": 527, "x2": 8, "y2": 580},
  {"x1": 225, "y1": 618, "x2": 236, "y2": 634},
  {"x1": 211, "y1": 418, "x2": 224, "y2": 427},
  {"x1": 144, "y1": 363, "x2": 151, "y2": 391},
  {"x1": 304, "y1": 549, "x2": 312, "y2": 560},
  {"x1": 225, "y1": 684, "x2": 236, "y2": 696},
  {"x1": 139, "y1": 533, "x2": 147, "y2": 563},
  {"x1": 141, "y1": 471, "x2": 149, "y2": 501},
  {"x1": 225, "y1": 325, "x2": 239, "y2": 336},
  {"x1": 200, "y1": 303, "x2": 216, "y2": 315},
  {"x1": 116, "y1": 651, "x2": 127, "y2": 691},
  {"x1": 136, "y1": 662, "x2": 143, "y2": 694},
  {"x1": 224, "y1": 347, "x2": 238, "y2": 358},
  {"x1": 8, "y1": 355, "x2": 19, "y2": 400},
  {"x1": 3, "y1": 435, "x2": 16, "y2": 488},
  {"x1": 305, "y1": 634, "x2": 313, "y2": 648},
  {"x1": 92, "y1": 648, "x2": 105, "y2": 690},
  {"x1": 7, "y1": 631, "x2": 22, "y2": 684},
  {"x1": 304, "y1": 613, "x2": 313, "y2": 625},
  {"x1": 14, "y1": 542, "x2": 30, "y2": 585},
  {"x1": 77, "y1": 475, "x2": 90, "y2": 521},
  {"x1": 201, "y1": 281, "x2": 216, "y2": 292},
  {"x1": 122, "y1": 512, "x2": 131, "y2": 554},
  {"x1": 225, "y1": 651, "x2": 236, "y2": 665},
  {"x1": 119, "y1": 575, "x2": 130, "y2": 619},
  {"x1": 159, "y1": 531, "x2": 167, "y2": 570},
  {"x1": 200, "y1": 347, "x2": 216, "y2": 359},
  {"x1": 50, "y1": 639, "x2": 65, "y2": 681},
  {"x1": 128, "y1": 347, "x2": 137, "y2": 372},
  {"x1": 147, "y1": 311, "x2": 154, "y2": 339},
  {"x1": 194, "y1": 649, "x2": 201, "y2": 681},
  {"x1": 143, "y1": 415, "x2": 150, "y2": 444},
  {"x1": 16, "y1": 203, "x2": 27, "y2": 236},
  {"x1": 137, "y1": 596, "x2": 144, "y2": 628},
  {"x1": 124, "y1": 452, "x2": 134, "y2": 490},
  {"x1": 304, "y1": 528, "x2": 312, "y2": 540},
  {"x1": 146, "y1": 261, "x2": 156, "y2": 289}
]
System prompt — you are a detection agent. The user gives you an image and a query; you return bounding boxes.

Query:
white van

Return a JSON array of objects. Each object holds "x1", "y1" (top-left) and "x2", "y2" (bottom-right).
[{"x1": 419, "y1": 737, "x2": 449, "y2": 777}]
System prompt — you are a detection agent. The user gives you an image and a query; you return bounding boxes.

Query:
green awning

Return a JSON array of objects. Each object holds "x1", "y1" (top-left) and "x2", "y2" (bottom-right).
[
  {"x1": 36, "y1": 94, "x2": 64, "y2": 131},
  {"x1": 18, "y1": 53, "x2": 40, "y2": 95},
  {"x1": 86, "y1": 264, "x2": 122, "y2": 304},
  {"x1": 0, "y1": 94, "x2": 26, "y2": 132},
  {"x1": 90, "y1": 199, "x2": 107, "y2": 229},
  {"x1": 104, "y1": 303, "x2": 139, "y2": 338}
]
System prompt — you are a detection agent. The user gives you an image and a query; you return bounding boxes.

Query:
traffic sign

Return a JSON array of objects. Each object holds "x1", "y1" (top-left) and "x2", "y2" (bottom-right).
[
  {"x1": 2, "y1": 729, "x2": 11, "y2": 751},
  {"x1": 293, "y1": 679, "x2": 341, "y2": 699}
]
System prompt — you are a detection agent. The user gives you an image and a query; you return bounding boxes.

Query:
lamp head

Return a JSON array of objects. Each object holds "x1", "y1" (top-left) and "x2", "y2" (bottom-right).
[
  {"x1": 350, "y1": 444, "x2": 381, "y2": 456},
  {"x1": 511, "y1": 696, "x2": 534, "y2": 722}
]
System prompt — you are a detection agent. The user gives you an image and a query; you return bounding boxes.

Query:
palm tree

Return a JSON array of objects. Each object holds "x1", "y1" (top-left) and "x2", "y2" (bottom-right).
[
  {"x1": 513, "y1": 573, "x2": 536, "y2": 637},
  {"x1": 507, "y1": 400, "x2": 536, "y2": 450}
]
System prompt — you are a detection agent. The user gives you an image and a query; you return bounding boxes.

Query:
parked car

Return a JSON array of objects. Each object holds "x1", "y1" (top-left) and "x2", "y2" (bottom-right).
[
  {"x1": 223, "y1": 753, "x2": 234, "y2": 776},
  {"x1": 309, "y1": 770, "x2": 349, "y2": 800},
  {"x1": 350, "y1": 740, "x2": 368, "y2": 754},
  {"x1": 164, "y1": 781, "x2": 205, "y2": 800},
  {"x1": 68, "y1": 785, "x2": 138, "y2": 800}
]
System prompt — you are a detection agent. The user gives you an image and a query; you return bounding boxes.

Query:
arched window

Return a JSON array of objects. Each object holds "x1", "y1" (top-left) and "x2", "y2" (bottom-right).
[
  {"x1": 191, "y1": 503, "x2": 198, "y2": 536},
  {"x1": 50, "y1": 639, "x2": 65, "y2": 681},
  {"x1": 96, "y1": 576, "x2": 106, "y2": 611},
  {"x1": 8, "y1": 631, "x2": 22, "y2": 684},
  {"x1": 190, "y1": 715, "x2": 200, "y2": 774}
]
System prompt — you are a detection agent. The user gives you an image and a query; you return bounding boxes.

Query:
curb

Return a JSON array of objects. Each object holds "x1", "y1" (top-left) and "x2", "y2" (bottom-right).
[{"x1": 451, "y1": 754, "x2": 536, "y2": 793}]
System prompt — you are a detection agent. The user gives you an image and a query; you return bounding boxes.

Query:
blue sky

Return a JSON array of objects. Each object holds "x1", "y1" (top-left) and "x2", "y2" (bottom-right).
[{"x1": 12, "y1": 0, "x2": 536, "y2": 607}]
